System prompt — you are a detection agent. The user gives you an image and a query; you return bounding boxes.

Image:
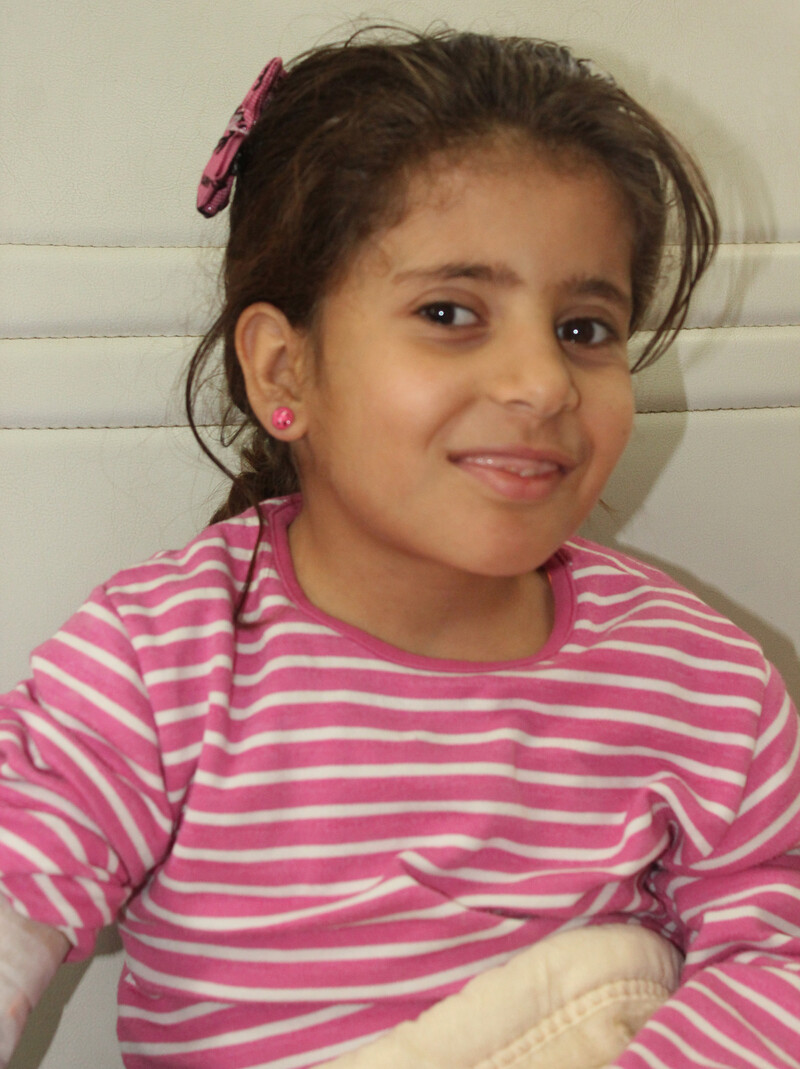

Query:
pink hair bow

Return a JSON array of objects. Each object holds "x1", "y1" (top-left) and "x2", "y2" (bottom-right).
[{"x1": 197, "y1": 57, "x2": 285, "y2": 218}]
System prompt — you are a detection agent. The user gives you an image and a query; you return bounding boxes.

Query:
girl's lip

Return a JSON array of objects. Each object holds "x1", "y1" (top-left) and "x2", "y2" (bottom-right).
[
  {"x1": 448, "y1": 447, "x2": 576, "y2": 502},
  {"x1": 448, "y1": 447, "x2": 576, "y2": 475}
]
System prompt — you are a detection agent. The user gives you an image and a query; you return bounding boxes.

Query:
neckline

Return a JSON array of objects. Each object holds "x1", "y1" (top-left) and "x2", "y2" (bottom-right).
[{"x1": 268, "y1": 495, "x2": 576, "y2": 673}]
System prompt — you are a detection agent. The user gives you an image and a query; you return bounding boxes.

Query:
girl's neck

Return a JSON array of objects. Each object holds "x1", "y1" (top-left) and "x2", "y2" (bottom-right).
[{"x1": 286, "y1": 507, "x2": 554, "y2": 663}]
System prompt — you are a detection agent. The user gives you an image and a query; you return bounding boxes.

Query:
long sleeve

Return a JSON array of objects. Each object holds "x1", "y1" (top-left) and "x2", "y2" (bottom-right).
[
  {"x1": 0, "y1": 586, "x2": 177, "y2": 958},
  {"x1": 616, "y1": 664, "x2": 800, "y2": 1066}
]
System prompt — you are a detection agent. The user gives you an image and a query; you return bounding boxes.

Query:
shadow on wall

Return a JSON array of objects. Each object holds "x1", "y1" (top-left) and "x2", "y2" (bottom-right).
[
  {"x1": 9, "y1": 927, "x2": 123, "y2": 1069},
  {"x1": 597, "y1": 44, "x2": 777, "y2": 247},
  {"x1": 583, "y1": 427, "x2": 800, "y2": 706}
]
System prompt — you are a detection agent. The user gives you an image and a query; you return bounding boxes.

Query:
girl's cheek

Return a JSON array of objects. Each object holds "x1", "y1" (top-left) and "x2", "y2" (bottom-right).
[{"x1": 600, "y1": 378, "x2": 635, "y2": 454}]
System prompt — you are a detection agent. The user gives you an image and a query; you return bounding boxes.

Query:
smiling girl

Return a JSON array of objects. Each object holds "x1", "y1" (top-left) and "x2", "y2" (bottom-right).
[
  {"x1": 1, "y1": 26, "x2": 799, "y2": 1069},
  {"x1": 244, "y1": 148, "x2": 635, "y2": 662}
]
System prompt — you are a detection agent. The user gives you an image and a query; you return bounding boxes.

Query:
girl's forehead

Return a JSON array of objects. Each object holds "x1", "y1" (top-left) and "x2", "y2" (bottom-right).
[
  {"x1": 321, "y1": 136, "x2": 635, "y2": 303},
  {"x1": 372, "y1": 147, "x2": 633, "y2": 261},
  {"x1": 403, "y1": 135, "x2": 611, "y2": 209},
  {"x1": 329, "y1": 148, "x2": 635, "y2": 309}
]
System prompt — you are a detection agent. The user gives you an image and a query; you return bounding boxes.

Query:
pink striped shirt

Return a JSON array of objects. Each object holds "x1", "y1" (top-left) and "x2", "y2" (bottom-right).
[{"x1": 1, "y1": 494, "x2": 799, "y2": 1067}]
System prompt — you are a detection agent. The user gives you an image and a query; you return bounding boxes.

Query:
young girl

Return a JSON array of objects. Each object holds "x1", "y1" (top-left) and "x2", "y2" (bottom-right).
[{"x1": 2, "y1": 26, "x2": 799, "y2": 1069}]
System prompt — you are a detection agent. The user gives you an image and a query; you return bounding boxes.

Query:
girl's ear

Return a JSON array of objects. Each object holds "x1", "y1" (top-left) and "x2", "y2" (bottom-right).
[{"x1": 234, "y1": 303, "x2": 311, "y2": 439}]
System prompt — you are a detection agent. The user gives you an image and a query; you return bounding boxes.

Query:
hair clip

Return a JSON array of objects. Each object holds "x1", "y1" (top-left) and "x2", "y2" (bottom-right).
[{"x1": 197, "y1": 57, "x2": 285, "y2": 218}]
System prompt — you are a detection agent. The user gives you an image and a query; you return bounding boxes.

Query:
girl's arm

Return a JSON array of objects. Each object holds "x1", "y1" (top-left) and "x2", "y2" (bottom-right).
[
  {"x1": 0, "y1": 895, "x2": 68, "y2": 1066},
  {"x1": 0, "y1": 580, "x2": 181, "y2": 974},
  {"x1": 616, "y1": 666, "x2": 800, "y2": 1067}
]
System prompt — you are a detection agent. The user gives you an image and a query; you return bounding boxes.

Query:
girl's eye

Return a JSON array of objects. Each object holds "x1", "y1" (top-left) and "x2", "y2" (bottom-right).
[
  {"x1": 418, "y1": 302, "x2": 479, "y2": 327},
  {"x1": 556, "y1": 318, "x2": 616, "y2": 346}
]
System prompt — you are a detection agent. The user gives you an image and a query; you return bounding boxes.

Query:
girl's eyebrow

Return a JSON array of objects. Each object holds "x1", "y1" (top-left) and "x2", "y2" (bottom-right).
[
  {"x1": 393, "y1": 261, "x2": 523, "y2": 286},
  {"x1": 393, "y1": 263, "x2": 632, "y2": 315}
]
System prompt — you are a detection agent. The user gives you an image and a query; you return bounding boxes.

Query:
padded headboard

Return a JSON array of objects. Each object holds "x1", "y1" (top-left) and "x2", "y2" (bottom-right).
[{"x1": 2, "y1": 3, "x2": 798, "y2": 1066}]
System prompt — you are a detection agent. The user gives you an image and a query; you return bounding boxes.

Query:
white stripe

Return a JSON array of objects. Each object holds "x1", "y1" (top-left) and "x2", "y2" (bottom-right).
[
  {"x1": 118, "y1": 531, "x2": 258, "y2": 576},
  {"x1": 28, "y1": 811, "x2": 92, "y2": 868},
  {"x1": 569, "y1": 543, "x2": 654, "y2": 577},
  {"x1": 131, "y1": 914, "x2": 521, "y2": 963},
  {"x1": 155, "y1": 871, "x2": 382, "y2": 899},
  {"x1": 740, "y1": 697, "x2": 799, "y2": 816},
  {"x1": 29, "y1": 658, "x2": 158, "y2": 746},
  {"x1": 682, "y1": 974, "x2": 800, "y2": 1067},
  {"x1": 235, "y1": 620, "x2": 337, "y2": 654},
  {"x1": 680, "y1": 881, "x2": 800, "y2": 923},
  {"x1": 139, "y1": 874, "x2": 417, "y2": 932},
  {"x1": 694, "y1": 786, "x2": 800, "y2": 870},
  {"x1": 78, "y1": 599, "x2": 131, "y2": 637},
  {"x1": 232, "y1": 654, "x2": 443, "y2": 686},
  {"x1": 162, "y1": 740, "x2": 203, "y2": 766},
  {"x1": 646, "y1": 779, "x2": 715, "y2": 853},
  {"x1": 560, "y1": 638, "x2": 766, "y2": 680},
  {"x1": 126, "y1": 946, "x2": 513, "y2": 1001},
  {"x1": 243, "y1": 591, "x2": 299, "y2": 621},
  {"x1": 763, "y1": 964, "x2": 800, "y2": 993},
  {"x1": 226, "y1": 688, "x2": 756, "y2": 746},
  {"x1": 54, "y1": 632, "x2": 150, "y2": 697},
  {"x1": 184, "y1": 797, "x2": 628, "y2": 828},
  {"x1": 570, "y1": 562, "x2": 650, "y2": 581},
  {"x1": 116, "y1": 586, "x2": 235, "y2": 617},
  {"x1": 694, "y1": 906, "x2": 800, "y2": 941},
  {"x1": 528, "y1": 667, "x2": 761, "y2": 715},
  {"x1": 627, "y1": 1022, "x2": 732, "y2": 1067},
  {"x1": 235, "y1": 1030, "x2": 388, "y2": 1069},
  {"x1": 579, "y1": 877, "x2": 622, "y2": 918},
  {"x1": 117, "y1": 998, "x2": 230, "y2": 1024},
  {"x1": 31, "y1": 872, "x2": 85, "y2": 929},
  {"x1": 171, "y1": 823, "x2": 661, "y2": 864},
  {"x1": 69, "y1": 874, "x2": 116, "y2": 925},
  {"x1": 347, "y1": 902, "x2": 466, "y2": 928},
  {"x1": 0, "y1": 772, "x2": 108, "y2": 842},
  {"x1": 22, "y1": 710, "x2": 158, "y2": 869},
  {"x1": 120, "y1": 1001, "x2": 366, "y2": 1057},
  {"x1": 131, "y1": 619, "x2": 234, "y2": 649},
  {"x1": 144, "y1": 653, "x2": 232, "y2": 686},
  {"x1": 0, "y1": 825, "x2": 72, "y2": 874},
  {"x1": 195, "y1": 723, "x2": 745, "y2": 792},
  {"x1": 155, "y1": 701, "x2": 213, "y2": 728},
  {"x1": 689, "y1": 932, "x2": 794, "y2": 966},
  {"x1": 576, "y1": 585, "x2": 708, "y2": 609},
  {"x1": 191, "y1": 762, "x2": 736, "y2": 816},
  {"x1": 24, "y1": 704, "x2": 168, "y2": 804},
  {"x1": 107, "y1": 558, "x2": 242, "y2": 596},
  {"x1": 572, "y1": 613, "x2": 760, "y2": 652},
  {"x1": 401, "y1": 827, "x2": 671, "y2": 886},
  {"x1": 752, "y1": 685, "x2": 790, "y2": 759}
]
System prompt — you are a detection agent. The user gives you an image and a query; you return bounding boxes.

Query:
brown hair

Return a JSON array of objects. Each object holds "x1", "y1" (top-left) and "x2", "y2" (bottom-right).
[{"x1": 187, "y1": 26, "x2": 718, "y2": 530}]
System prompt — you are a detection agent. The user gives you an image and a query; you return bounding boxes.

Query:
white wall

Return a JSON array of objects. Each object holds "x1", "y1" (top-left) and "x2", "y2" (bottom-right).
[{"x1": 2, "y1": 2, "x2": 799, "y2": 1065}]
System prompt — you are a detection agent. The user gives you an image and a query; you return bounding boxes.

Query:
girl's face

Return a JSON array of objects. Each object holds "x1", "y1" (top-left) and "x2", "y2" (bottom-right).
[{"x1": 288, "y1": 147, "x2": 635, "y2": 583}]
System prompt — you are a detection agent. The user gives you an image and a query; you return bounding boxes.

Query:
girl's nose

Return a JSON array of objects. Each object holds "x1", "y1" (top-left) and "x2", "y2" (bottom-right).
[{"x1": 487, "y1": 331, "x2": 579, "y2": 418}]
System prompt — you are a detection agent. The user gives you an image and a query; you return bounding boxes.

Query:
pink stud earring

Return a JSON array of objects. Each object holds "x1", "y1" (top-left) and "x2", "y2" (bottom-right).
[{"x1": 271, "y1": 406, "x2": 295, "y2": 431}]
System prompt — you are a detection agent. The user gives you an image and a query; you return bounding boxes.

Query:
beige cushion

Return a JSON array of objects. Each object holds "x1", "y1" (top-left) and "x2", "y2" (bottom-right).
[{"x1": 322, "y1": 924, "x2": 682, "y2": 1069}]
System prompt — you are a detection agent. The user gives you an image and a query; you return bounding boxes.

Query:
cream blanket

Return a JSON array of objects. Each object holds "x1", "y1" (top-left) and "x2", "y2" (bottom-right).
[{"x1": 321, "y1": 924, "x2": 682, "y2": 1069}]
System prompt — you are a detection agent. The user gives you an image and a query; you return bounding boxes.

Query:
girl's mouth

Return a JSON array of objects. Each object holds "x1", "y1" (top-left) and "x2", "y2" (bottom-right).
[{"x1": 448, "y1": 449, "x2": 574, "y2": 502}]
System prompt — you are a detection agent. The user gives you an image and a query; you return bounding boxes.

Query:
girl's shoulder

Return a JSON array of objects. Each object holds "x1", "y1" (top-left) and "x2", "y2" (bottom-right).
[
  {"x1": 98, "y1": 499, "x2": 292, "y2": 618},
  {"x1": 559, "y1": 535, "x2": 703, "y2": 593},
  {"x1": 561, "y1": 535, "x2": 714, "y2": 599},
  {"x1": 557, "y1": 535, "x2": 767, "y2": 663}
]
